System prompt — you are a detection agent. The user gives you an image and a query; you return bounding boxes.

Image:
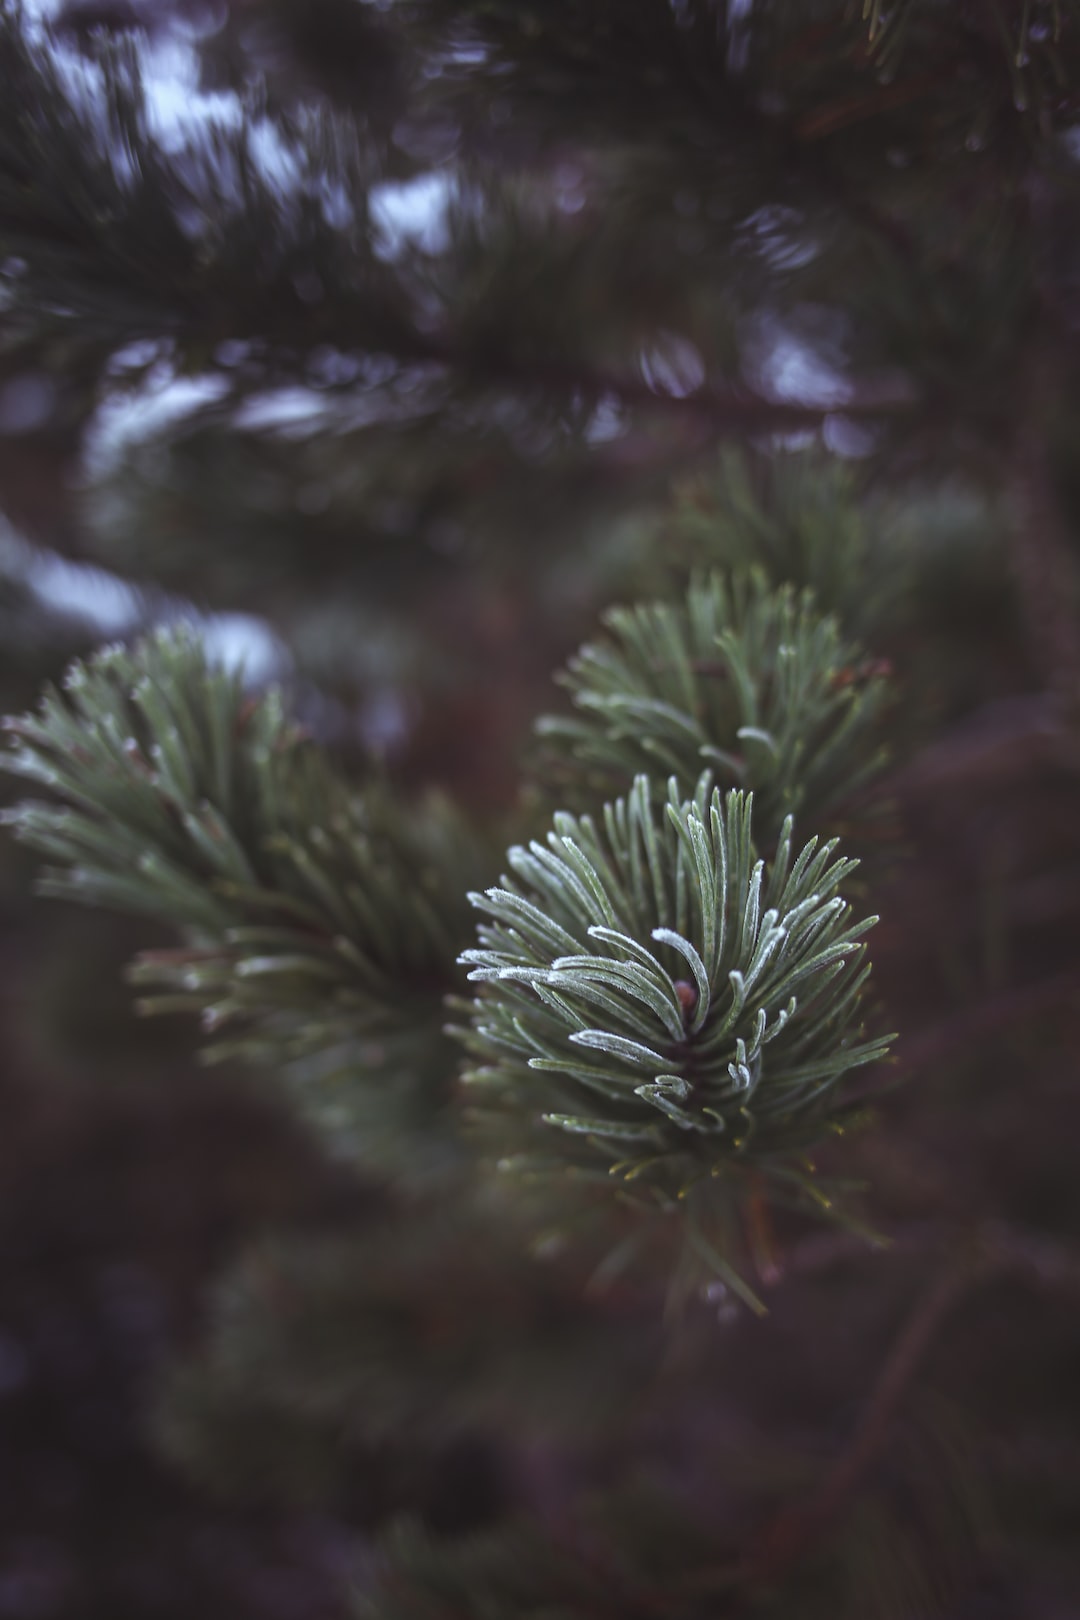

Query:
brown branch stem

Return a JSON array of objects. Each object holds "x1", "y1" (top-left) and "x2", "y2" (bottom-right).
[
  {"x1": 1008, "y1": 338, "x2": 1080, "y2": 708},
  {"x1": 734, "y1": 1257, "x2": 977, "y2": 1592},
  {"x1": 672, "y1": 1212, "x2": 1080, "y2": 1609},
  {"x1": 839, "y1": 964, "x2": 1080, "y2": 1110},
  {"x1": 893, "y1": 966, "x2": 1080, "y2": 1081}
]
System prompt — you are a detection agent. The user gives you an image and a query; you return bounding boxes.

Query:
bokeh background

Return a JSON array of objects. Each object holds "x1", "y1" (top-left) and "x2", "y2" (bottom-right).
[{"x1": 2, "y1": 2, "x2": 1080, "y2": 1615}]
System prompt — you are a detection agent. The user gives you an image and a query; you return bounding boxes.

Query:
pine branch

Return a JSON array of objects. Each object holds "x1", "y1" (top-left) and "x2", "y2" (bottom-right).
[
  {"x1": 355, "y1": 1404, "x2": 983, "y2": 1620},
  {"x1": 0, "y1": 627, "x2": 487, "y2": 1163},
  {"x1": 353, "y1": 1485, "x2": 719, "y2": 1620},
  {"x1": 455, "y1": 775, "x2": 892, "y2": 1301},
  {"x1": 643, "y1": 450, "x2": 893, "y2": 631},
  {"x1": 154, "y1": 1194, "x2": 665, "y2": 1508},
  {"x1": 1007, "y1": 338, "x2": 1080, "y2": 710},
  {"x1": 0, "y1": 3, "x2": 412, "y2": 354},
  {"x1": 535, "y1": 570, "x2": 890, "y2": 843},
  {"x1": 734, "y1": 1258, "x2": 975, "y2": 1594},
  {"x1": 0, "y1": 2, "x2": 925, "y2": 457}
]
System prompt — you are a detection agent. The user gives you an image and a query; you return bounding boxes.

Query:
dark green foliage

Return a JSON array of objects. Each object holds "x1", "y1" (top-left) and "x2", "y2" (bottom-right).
[
  {"x1": 0, "y1": 618, "x2": 892, "y2": 1212},
  {"x1": 354, "y1": 1497, "x2": 719, "y2": 1620},
  {"x1": 354, "y1": 1410, "x2": 987, "y2": 1620},
  {"x1": 0, "y1": 1, "x2": 406, "y2": 357},
  {"x1": 536, "y1": 571, "x2": 889, "y2": 840},
  {"x1": 1, "y1": 629, "x2": 488, "y2": 1164},
  {"x1": 155, "y1": 1196, "x2": 665, "y2": 1508},
  {"x1": 640, "y1": 452, "x2": 891, "y2": 632},
  {"x1": 3, "y1": 0, "x2": 1080, "y2": 1616},
  {"x1": 457, "y1": 777, "x2": 890, "y2": 1300}
]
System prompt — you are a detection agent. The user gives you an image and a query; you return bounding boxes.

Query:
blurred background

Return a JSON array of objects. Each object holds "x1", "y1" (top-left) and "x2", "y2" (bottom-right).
[{"x1": 2, "y1": 1, "x2": 1080, "y2": 1615}]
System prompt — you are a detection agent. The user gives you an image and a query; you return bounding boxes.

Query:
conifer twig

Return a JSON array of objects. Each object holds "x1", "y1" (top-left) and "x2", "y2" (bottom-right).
[
  {"x1": 1008, "y1": 340, "x2": 1080, "y2": 709},
  {"x1": 734, "y1": 1257, "x2": 977, "y2": 1593},
  {"x1": 893, "y1": 968, "x2": 1080, "y2": 1079},
  {"x1": 840, "y1": 965, "x2": 1080, "y2": 1109},
  {"x1": 881, "y1": 694, "x2": 1064, "y2": 797},
  {"x1": 982, "y1": 1221, "x2": 1080, "y2": 1299}
]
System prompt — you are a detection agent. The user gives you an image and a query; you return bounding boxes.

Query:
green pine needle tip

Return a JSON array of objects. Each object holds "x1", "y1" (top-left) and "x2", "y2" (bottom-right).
[
  {"x1": 455, "y1": 775, "x2": 892, "y2": 1228},
  {"x1": 535, "y1": 570, "x2": 890, "y2": 844}
]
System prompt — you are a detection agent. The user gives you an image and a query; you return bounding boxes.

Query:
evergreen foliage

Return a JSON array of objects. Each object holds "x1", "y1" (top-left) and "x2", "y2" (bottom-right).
[
  {"x1": 154, "y1": 1199, "x2": 666, "y2": 1507},
  {"x1": 353, "y1": 1502, "x2": 714, "y2": 1620},
  {"x1": 641, "y1": 451, "x2": 892, "y2": 631},
  {"x1": 0, "y1": 0, "x2": 400, "y2": 355},
  {"x1": 1, "y1": 629, "x2": 486, "y2": 1162},
  {"x1": 356, "y1": 1423, "x2": 986, "y2": 1620},
  {"x1": 1, "y1": 0, "x2": 1079, "y2": 1615},
  {"x1": 457, "y1": 777, "x2": 889, "y2": 1304},
  {"x1": 536, "y1": 571, "x2": 889, "y2": 836}
]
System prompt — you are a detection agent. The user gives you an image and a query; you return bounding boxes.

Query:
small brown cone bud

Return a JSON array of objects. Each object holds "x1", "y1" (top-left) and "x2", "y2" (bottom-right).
[{"x1": 674, "y1": 980, "x2": 698, "y2": 1016}]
